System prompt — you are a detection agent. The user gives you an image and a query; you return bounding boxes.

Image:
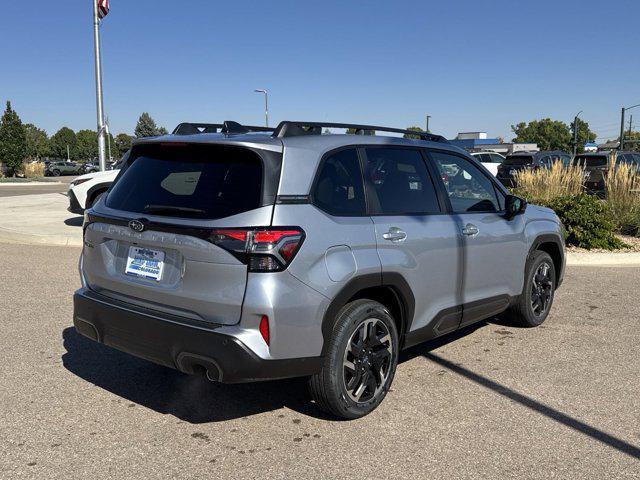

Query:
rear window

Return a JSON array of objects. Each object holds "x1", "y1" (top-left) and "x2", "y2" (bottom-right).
[
  {"x1": 106, "y1": 144, "x2": 263, "y2": 219},
  {"x1": 574, "y1": 155, "x2": 608, "y2": 167},
  {"x1": 504, "y1": 156, "x2": 534, "y2": 165}
]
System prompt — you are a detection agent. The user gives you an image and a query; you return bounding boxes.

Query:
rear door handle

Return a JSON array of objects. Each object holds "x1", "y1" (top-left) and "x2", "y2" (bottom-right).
[
  {"x1": 462, "y1": 224, "x2": 479, "y2": 236},
  {"x1": 382, "y1": 227, "x2": 407, "y2": 242}
]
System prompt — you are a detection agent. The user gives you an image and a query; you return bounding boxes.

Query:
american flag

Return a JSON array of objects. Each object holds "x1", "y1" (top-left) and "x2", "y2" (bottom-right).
[{"x1": 98, "y1": 0, "x2": 109, "y2": 20}]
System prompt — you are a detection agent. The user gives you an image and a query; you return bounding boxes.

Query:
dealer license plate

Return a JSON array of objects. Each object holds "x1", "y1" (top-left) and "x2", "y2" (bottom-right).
[{"x1": 125, "y1": 246, "x2": 165, "y2": 281}]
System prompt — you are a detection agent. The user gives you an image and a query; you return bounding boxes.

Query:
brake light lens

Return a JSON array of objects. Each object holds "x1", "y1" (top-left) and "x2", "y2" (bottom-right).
[
  {"x1": 208, "y1": 227, "x2": 305, "y2": 272},
  {"x1": 259, "y1": 315, "x2": 270, "y2": 345}
]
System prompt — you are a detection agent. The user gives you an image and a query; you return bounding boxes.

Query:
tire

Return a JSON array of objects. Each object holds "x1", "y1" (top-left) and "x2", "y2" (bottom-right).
[
  {"x1": 507, "y1": 250, "x2": 556, "y2": 327},
  {"x1": 87, "y1": 190, "x2": 106, "y2": 208},
  {"x1": 52, "y1": 169, "x2": 60, "y2": 177},
  {"x1": 308, "y1": 299, "x2": 399, "y2": 419}
]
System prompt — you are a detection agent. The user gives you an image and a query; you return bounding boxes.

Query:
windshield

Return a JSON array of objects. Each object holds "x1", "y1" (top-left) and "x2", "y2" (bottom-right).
[
  {"x1": 106, "y1": 144, "x2": 263, "y2": 219},
  {"x1": 503, "y1": 156, "x2": 534, "y2": 166}
]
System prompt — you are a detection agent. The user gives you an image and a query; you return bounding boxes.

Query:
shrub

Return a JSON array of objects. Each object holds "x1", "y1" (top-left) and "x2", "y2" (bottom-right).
[
  {"x1": 542, "y1": 194, "x2": 623, "y2": 250},
  {"x1": 22, "y1": 161, "x2": 45, "y2": 178},
  {"x1": 514, "y1": 161, "x2": 584, "y2": 203},
  {"x1": 604, "y1": 162, "x2": 640, "y2": 236}
]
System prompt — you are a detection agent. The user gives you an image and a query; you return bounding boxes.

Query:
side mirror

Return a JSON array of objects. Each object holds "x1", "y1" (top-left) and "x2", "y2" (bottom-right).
[{"x1": 505, "y1": 195, "x2": 527, "y2": 218}]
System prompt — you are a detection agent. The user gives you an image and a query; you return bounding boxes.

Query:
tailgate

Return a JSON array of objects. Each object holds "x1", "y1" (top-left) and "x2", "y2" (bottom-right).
[{"x1": 82, "y1": 222, "x2": 247, "y2": 325}]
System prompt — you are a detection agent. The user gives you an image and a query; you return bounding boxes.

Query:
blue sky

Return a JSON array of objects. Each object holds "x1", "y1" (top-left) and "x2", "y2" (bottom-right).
[{"x1": 2, "y1": 0, "x2": 639, "y2": 141}]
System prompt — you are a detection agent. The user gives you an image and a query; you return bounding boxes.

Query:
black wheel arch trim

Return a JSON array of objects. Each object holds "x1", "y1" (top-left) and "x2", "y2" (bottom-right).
[
  {"x1": 86, "y1": 182, "x2": 113, "y2": 208},
  {"x1": 320, "y1": 272, "x2": 415, "y2": 356},
  {"x1": 528, "y1": 233, "x2": 565, "y2": 288}
]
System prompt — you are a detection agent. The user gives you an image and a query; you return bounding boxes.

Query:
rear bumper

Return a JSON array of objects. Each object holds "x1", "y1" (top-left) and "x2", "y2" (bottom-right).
[
  {"x1": 67, "y1": 189, "x2": 84, "y2": 215},
  {"x1": 73, "y1": 288, "x2": 322, "y2": 383}
]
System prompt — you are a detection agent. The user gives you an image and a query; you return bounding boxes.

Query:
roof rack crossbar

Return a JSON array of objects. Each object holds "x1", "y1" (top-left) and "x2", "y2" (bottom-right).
[
  {"x1": 172, "y1": 122, "x2": 275, "y2": 136},
  {"x1": 272, "y1": 121, "x2": 448, "y2": 143}
]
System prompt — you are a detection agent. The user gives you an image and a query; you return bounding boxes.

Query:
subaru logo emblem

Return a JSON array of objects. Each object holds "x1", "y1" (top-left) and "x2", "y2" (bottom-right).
[{"x1": 128, "y1": 219, "x2": 145, "y2": 232}]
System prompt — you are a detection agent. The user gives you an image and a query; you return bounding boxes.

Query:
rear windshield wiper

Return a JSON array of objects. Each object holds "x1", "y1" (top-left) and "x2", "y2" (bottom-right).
[{"x1": 143, "y1": 204, "x2": 206, "y2": 216}]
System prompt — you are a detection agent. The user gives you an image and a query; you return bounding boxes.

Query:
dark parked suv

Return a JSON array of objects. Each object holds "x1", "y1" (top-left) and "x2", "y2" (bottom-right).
[
  {"x1": 574, "y1": 151, "x2": 640, "y2": 195},
  {"x1": 74, "y1": 120, "x2": 565, "y2": 418},
  {"x1": 496, "y1": 151, "x2": 572, "y2": 187}
]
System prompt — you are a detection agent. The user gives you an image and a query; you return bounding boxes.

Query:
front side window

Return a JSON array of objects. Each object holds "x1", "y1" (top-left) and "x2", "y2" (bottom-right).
[
  {"x1": 312, "y1": 148, "x2": 365, "y2": 216},
  {"x1": 364, "y1": 148, "x2": 440, "y2": 215},
  {"x1": 430, "y1": 151, "x2": 502, "y2": 213}
]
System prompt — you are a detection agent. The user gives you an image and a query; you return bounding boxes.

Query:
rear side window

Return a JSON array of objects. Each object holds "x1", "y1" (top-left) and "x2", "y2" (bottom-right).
[
  {"x1": 364, "y1": 148, "x2": 440, "y2": 215},
  {"x1": 312, "y1": 148, "x2": 365, "y2": 216},
  {"x1": 106, "y1": 144, "x2": 263, "y2": 219}
]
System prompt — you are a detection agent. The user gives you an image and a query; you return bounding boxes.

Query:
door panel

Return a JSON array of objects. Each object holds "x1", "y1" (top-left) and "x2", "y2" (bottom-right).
[
  {"x1": 363, "y1": 147, "x2": 463, "y2": 336},
  {"x1": 373, "y1": 215, "x2": 463, "y2": 334},
  {"x1": 428, "y1": 150, "x2": 527, "y2": 324},
  {"x1": 456, "y1": 212, "x2": 526, "y2": 304}
]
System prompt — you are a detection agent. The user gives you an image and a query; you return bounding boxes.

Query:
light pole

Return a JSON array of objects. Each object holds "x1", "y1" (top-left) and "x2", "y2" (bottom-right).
[
  {"x1": 254, "y1": 89, "x2": 269, "y2": 127},
  {"x1": 572, "y1": 110, "x2": 582, "y2": 157},
  {"x1": 620, "y1": 103, "x2": 640, "y2": 150},
  {"x1": 92, "y1": 0, "x2": 107, "y2": 171},
  {"x1": 425, "y1": 115, "x2": 431, "y2": 133}
]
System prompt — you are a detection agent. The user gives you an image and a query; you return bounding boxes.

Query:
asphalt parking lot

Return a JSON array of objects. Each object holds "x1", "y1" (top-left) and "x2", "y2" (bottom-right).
[{"x1": 1, "y1": 243, "x2": 639, "y2": 479}]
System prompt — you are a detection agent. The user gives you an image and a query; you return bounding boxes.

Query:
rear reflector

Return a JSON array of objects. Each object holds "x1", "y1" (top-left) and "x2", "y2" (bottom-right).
[
  {"x1": 208, "y1": 227, "x2": 305, "y2": 272},
  {"x1": 259, "y1": 315, "x2": 270, "y2": 345}
]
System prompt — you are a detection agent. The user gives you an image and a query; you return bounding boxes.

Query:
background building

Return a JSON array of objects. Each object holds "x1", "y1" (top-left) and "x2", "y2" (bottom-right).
[{"x1": 448, "y1": 132, "x2": 538, "y2": 154}]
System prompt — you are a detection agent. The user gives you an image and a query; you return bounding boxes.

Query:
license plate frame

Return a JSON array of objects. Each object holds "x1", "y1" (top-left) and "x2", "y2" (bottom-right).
[{"x1": 125, "y1": 246, "x2": 165, "y2": 281}]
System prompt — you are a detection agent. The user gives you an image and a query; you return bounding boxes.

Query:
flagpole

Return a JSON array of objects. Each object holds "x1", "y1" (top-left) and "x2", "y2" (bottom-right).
[{"x1": 93, "y1": 0, "x2": 107, "y2": 171}]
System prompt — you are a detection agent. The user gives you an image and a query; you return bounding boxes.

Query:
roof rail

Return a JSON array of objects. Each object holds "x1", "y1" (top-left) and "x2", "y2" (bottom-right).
[
  {"x1": 172, "y1": 121, "x2": 275, "y2": 135},
  {"x1": 272, "y1": 121, "x2": 448, "y2": 143}
]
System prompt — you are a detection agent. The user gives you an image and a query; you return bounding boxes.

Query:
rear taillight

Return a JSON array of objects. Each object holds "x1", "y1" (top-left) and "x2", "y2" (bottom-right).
[
  {"x1": 259, "y1": 315, "x2": 270, "y2": 345},
  {"x1": 208, "y1": 227, "x2": 305, "y2": 272}
]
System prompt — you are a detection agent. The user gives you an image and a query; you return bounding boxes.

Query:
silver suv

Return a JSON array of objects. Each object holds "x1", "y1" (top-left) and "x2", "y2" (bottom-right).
[{"x1": 74, "y1": 121, "x2": 565, "y2": 419}]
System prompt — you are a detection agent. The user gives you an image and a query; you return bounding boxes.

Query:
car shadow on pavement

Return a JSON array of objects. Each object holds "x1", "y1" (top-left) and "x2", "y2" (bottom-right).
[
  {"x1": 62, "y1": 324, "x2": 489, "y2": 423},
  {"x1": 61, "y1": 327, "x2": 334, "y2": 423},
  {"x1": 403, "y1": 325, "x2": 640, "y2": 461},
  {"x1": 64, "y1": 216, "x2": 83, "y2": 227}
]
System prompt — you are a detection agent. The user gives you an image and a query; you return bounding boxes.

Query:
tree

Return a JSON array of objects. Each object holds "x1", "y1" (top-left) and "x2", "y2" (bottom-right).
[
  {"x1": 76, "y1": 129, "x2": 98, "y2": 161},
  {"x1": 134, "y1": 112, "x2": 166, "y2": 137},
  {"x1": 403, "y1": 126, "x2": 424, "y2": 140},
  {"x1": 49, "y1": 127, "x2": 77, "y2": 159},
  {"x1": 24, "y1": 123, "x2": 49, "y2": 160},
  {"x1": 622, "y1": 131, "x2": 640, "y2": 152},
  {"x1": 345, "y1": 127, "x2": 375, "y2": 135},
  {"x1": 114, "y1": 133, "x2": 133, "y2": 156},
  {"x1": 511, "y1": 118, "x2": 572, "y2": 152},
  {"x1": 570, "y1": 118, "x2": 597, "y2": 154},
  {"x1": 0, "y1": 101, "x2": 27, "y2": 176}
]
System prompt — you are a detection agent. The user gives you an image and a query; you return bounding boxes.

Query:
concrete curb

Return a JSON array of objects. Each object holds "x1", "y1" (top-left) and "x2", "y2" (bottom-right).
[
  {"x1": 0, "y1": 181, "x2": 63, "y2": 186},
  {"x1": 566, "y1": 251, "x2": 640, "y2": 267}
]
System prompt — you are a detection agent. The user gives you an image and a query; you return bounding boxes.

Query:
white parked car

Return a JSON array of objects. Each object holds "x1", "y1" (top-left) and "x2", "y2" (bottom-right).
[
  {"x1": 470, "y1": 151, "x2": 505, "y2": 176},
  {"x1": 67, "y1": 152, "x2": 129, "y2": 214},
  {"x1": 67, "y1": 169, "x2": 119, "y2": 214}
]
